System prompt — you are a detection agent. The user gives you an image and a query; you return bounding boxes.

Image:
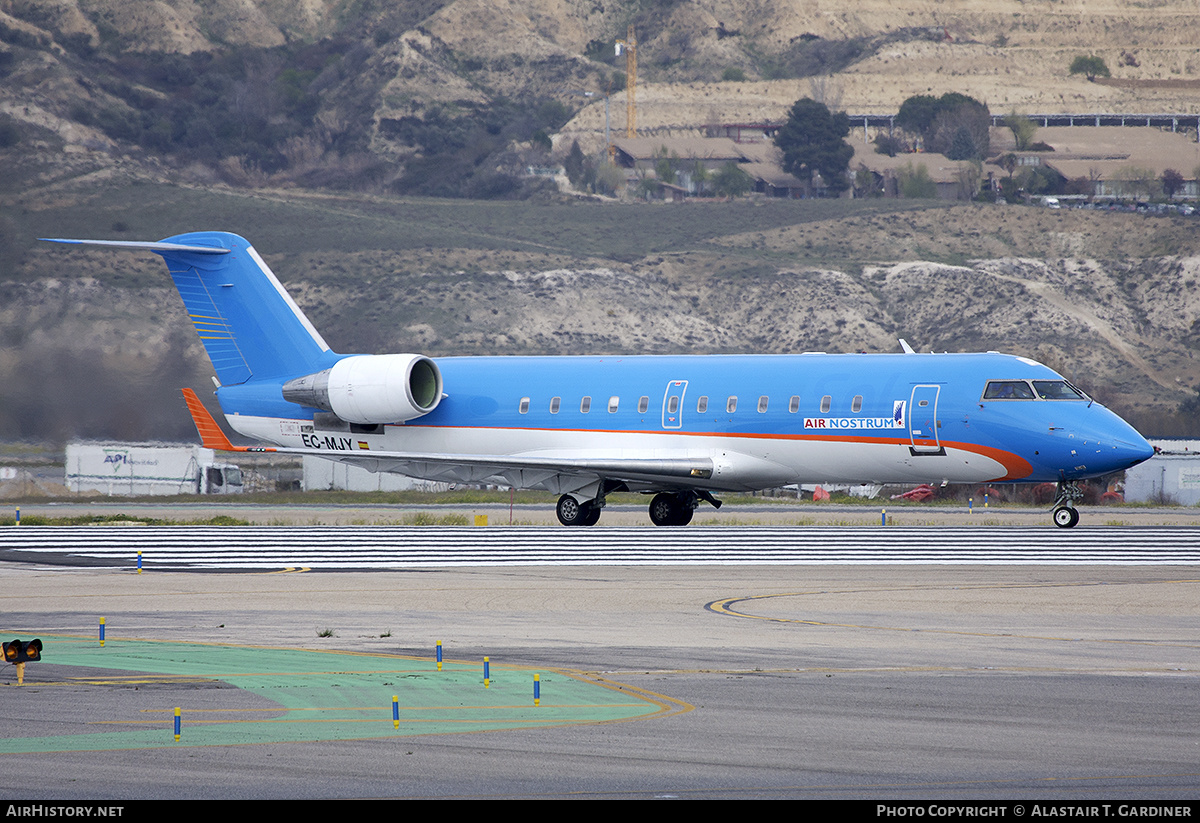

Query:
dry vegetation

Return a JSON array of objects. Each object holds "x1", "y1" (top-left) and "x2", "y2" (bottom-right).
[
  {"x1": 2, "y1": 2, "x2": 1200, "y2": 441},
  {"x1": 3, "y1": 183, "x2": 1199, "y2": 441}
]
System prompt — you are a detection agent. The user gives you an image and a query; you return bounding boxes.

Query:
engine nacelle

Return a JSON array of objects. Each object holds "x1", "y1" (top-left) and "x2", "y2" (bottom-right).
[{"x1": 281, "y1": 354, "x2": 443, "y2": 424}]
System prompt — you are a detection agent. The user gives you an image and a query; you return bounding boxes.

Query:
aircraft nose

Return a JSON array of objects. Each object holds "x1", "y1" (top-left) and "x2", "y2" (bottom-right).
[
  {"x1": 1054, "y1": 429, "x2": 1155, "y2": 477},
  {"x1": 1114, "y1": 436, "x2": 1155, "y2": 469},
  {"x1": 1089, "y1": 435, "x2": 1155, "y2": 474}
]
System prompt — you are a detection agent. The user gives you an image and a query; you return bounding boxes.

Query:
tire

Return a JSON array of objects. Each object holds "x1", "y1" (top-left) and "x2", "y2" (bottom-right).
[
  {"x1": 581, "y1": 504, "x2": 601, "y2": 526},
  {"x1": 556, "y1": 494, "x2": 583, "y2": 526},
  {"x1": 649, "y1": 492, "x2": 691, "y2": 526},
  {"x1": 1052, "y1": 506, "x2": 1079, "y2": 529}
]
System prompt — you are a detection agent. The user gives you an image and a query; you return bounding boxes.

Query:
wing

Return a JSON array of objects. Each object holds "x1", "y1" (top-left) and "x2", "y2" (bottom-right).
[{"x1": 182, "y1": 389, "x2": 714, "y2": 494}]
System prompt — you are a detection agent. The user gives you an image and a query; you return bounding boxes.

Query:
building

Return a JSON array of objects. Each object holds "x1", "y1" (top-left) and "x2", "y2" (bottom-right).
[
  {"x1": 610, "y1": 136, "x2": 805, "y2": 198},
  {"x1": 1124, "y1": 440, "x2": 1200, "y2": 506}
]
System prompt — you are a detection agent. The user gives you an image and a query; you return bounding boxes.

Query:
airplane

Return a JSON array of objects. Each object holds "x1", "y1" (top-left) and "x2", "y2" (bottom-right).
[{"x1": 43, "y1": 231, "x2": 1155, "y2": 528}]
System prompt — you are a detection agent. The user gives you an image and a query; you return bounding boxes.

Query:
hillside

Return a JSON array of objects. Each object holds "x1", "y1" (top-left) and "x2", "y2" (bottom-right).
[
  {"x1": 2, "y1": 2, "x2": 1200, "y2": 442},
  {"x1": 5, "y1": 1, "x2": 1200, "y2": 192},
  {"x1": 2, "y1": 182, "x2": 1198, "y2": 442}
]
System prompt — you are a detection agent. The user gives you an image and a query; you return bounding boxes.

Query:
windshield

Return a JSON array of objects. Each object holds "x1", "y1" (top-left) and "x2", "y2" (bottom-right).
[
  {"x1": 983, "y1": 380, "x2": 1035, "y2": 400},
  {"x1": 983, "y1": 379, "x2": 1089, "y2": 401},
  {"x1": 1032, "y1": 380, "x2": 1087, "y2": 400}
]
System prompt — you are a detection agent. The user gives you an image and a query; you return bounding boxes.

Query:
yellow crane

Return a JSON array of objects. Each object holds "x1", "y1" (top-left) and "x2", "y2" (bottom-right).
[{"x1": 615, "y1": 26, "x2": 637, "y2": 138}]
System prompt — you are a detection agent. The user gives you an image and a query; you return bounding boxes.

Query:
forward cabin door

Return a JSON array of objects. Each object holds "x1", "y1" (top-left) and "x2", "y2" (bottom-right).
[
  {"x1": 661, "y1": 380, "x2": 687, "y2": 429},
  {"x1": 908, "y1": 385, "x2": 942, "y2": 454}
]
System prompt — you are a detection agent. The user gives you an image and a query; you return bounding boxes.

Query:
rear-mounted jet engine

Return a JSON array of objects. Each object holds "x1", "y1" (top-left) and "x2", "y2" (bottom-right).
[{"x1": 282, "y1": 353, "x2": 443, "y2": 424}]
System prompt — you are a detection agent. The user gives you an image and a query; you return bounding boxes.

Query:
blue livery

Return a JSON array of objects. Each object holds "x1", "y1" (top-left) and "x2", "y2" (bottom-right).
[{"x1": 44, "y1": 232, "x2": 1155, "y2": 528}]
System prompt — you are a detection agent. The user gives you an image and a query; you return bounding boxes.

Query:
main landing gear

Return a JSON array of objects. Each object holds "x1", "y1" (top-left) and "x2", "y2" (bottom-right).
[
  {"x1": 556, "y1": 490, "x2": 722, "y2": 527},
  {"x1": 556, "y1": 494, "x2": 602, "y2": 527},
  {"x1": 1051, "y1": 479, "x2": 1083, "y2": 529},
  {"x1": 648, "y1": 491, "x2": 721, "y2": 526},
  {"x1": 649, "y1": 492, "x2": 695, "y2": 526}
]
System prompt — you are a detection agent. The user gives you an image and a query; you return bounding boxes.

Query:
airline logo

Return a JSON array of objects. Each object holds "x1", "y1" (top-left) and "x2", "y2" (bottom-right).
[{"x1": 803, "y1": 400, "x2": 905, "y2": 430}]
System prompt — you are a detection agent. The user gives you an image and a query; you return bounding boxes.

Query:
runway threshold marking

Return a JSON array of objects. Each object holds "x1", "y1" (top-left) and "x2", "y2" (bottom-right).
[{"x1": 0, "y1": 635, "x2": 674, "y2": 753}]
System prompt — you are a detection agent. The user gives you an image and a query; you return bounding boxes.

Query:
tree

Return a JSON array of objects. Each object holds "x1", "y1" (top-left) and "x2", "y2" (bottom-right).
[
  {"x1": 1162, "y1": 168, "x2": 1185, "y2": 198},
  {"x1": 946, "y1": 126, "x2": 978, "y2": 161},
  {"x1": 895, "y1": 92, "x2": 990, "y2": 159},
  {"x1": 895, "y1": 94, "x2": 941, "y2": 136},
  {"x1": 1069, "y1": 55, "x2": 1110, "y2": 82},
  {"x1": 1003, "y1": 111, "x2": 1038, "y2": 151},
  {"x1": 653, "y1": 146, "x2": 678, "y2": 185},
  {"x1": 563, "y1": 140, "x2": 586, "y2": 186},
  {"x1": 898, "y1": 162, "x2": 937, "y2": 199},
  {"x1": 773, "y1": 97, "x2": 853, "y2": 194},
  {"x1": 712, "y1": 162, "x2": 753, "y2": 198}
]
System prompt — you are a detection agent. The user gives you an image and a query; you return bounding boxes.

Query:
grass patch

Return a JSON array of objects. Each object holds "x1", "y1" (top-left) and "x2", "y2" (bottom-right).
[
  {"x1": 393, "y1": 512, "x2": 470, "y2": 526},
  {"x1": 0, "y1": 513, "x2": 250, "y2": 526}
]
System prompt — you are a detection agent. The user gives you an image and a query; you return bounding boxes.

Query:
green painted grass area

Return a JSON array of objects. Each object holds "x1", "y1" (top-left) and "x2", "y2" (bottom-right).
[{"x1": 0, "y1": 636, "x2": 667, "y2": 752}]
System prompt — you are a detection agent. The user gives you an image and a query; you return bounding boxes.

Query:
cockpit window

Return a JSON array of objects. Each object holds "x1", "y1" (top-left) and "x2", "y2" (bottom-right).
[
  {"x1": 1032, "y1": 380, "x2": 1088, "y2": 400},
  {"x1": 983, "y1": 380, "x2": 1036, "y2": 400}
]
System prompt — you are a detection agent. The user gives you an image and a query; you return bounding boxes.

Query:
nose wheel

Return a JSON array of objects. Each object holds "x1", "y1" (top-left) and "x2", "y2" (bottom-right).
[
  {"x1": 1051, "y1": 480, "x2": 1084, "y2": 528},
  {"x1": 1052, "y1": 506, "x2": 1079, "y2": 529}
]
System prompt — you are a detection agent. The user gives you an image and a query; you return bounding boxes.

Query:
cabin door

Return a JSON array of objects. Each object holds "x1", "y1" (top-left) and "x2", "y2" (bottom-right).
[
  {"x1": 661, "y1": 380, "x2": 687, "y2": 429},
  {"x1": 908, "y1": 385, "x2": 942, "y2": 454}
]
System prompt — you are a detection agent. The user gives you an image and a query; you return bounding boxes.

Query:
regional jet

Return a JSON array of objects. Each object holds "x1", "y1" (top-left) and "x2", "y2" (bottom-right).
[{"x1": 44, "y1": 232, "x2": 1154, "y2": 527}]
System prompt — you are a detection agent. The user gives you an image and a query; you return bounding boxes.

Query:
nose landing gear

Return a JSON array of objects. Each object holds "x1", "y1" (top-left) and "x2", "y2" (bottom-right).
[
  {"x1": 1051, "y1": 480, "x2": 1084, "y2": 529},
  {"x1": 1052, "y1": 505, "x2": 1080, "y2": 528}
]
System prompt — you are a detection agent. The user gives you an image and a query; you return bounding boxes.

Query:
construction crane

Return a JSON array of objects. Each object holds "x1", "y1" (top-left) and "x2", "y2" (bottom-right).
[{"x1": 615, "y1": 26, "x2": 637, "y2": 138}]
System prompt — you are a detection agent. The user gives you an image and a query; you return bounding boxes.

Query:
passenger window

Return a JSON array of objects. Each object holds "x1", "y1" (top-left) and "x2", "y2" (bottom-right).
[
  {"x1": 820, "y1": 395, "x2": 831, "y2": 413},
  {"x1": 667, "y1": 396, "x2": 679, "y2": 414},
  {"x1": 726, "y1": 396, "x2": 738, "y2": 413},
  {"x1": 638, "y1": 396, "x2": 649, "y2": 413},
  {"x1": 550, "y1": 396, "x2": 560, "y2": 414},
  {"x1": 519, "y1": 397, "x2": 530, "y2": 414},
  {"x1": 608, "y1": 396, "x2": 619, "y2": 413},
  {"x1": 580, "y1": 396, "x2": 591, "y2": 413},
  {"x1": 697, "y1": 396, "x2": 708, "y2": 414},
  {"x1": 983, "y1": 381, "x2": 1035, "y2": 400},
  {"x1": 789, "y1": 395, "x2": 800, "y2": 413},
  {"x1": 757, "y1": 396, "x2": 768, "y2": 413},
  {"x1": 852, "y1": 395, "x2": 863, "y2": 413}
]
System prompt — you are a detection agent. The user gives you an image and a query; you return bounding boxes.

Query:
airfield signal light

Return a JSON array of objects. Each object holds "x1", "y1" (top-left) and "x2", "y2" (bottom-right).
[
  {"x1": 3, "y1": 638, "x2": 41, "y2": 664},
  {"x1": 4, "y1": 639, "x2": 42, "y2": 685}
]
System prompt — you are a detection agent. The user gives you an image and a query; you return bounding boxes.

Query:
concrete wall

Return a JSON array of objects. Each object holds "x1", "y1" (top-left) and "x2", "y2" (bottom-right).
[
  {"x1": 301, "y1": 457, "x2": 450, "y2": 493},
  {"x1": 1125, "y1": 454, "x2": 1200, "y2": 506}
]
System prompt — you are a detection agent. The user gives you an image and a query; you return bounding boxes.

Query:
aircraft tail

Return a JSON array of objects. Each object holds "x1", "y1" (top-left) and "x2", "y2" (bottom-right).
[{"x1": 44, "y1": 232, "x2": 337, "y2": 386}]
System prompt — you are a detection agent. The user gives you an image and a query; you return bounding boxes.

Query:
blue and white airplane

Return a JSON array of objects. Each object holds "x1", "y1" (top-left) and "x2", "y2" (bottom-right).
[{"x1": 45, "y1": 231, "x2": 1155, "y2": 528}]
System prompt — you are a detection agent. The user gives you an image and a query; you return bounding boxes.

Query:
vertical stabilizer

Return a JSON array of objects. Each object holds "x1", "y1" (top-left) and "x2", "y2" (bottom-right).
[{"x1": 45, "y1": 232, "x2": 337, "y2": 385}]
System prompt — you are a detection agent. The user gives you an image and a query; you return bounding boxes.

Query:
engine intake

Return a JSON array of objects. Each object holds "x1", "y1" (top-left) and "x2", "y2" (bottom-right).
[{"x1": 282, "y1": 354, "x2": 443, "y2": 424}]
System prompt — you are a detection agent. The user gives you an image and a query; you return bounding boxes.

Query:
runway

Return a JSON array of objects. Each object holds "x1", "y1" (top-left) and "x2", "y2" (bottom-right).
[
  {"x1": 2, "y1": 525, "x2": 1198, "y2": 569},
  {"x1": 1, "y1": 524, "x2": 1198, "y2": 800}
]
